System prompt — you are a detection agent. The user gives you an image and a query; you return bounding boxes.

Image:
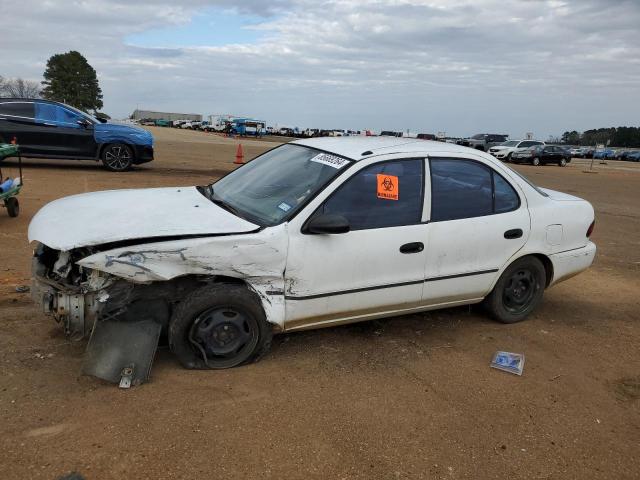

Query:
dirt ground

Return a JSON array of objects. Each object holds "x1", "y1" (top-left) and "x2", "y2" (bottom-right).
[{"x1": 1, "y1": 127, "x2": 638, "y2": 479}]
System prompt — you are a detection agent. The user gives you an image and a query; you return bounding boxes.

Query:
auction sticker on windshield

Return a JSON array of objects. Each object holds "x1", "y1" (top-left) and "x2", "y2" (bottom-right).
[{"x1": 310, "y1": 153, "x2": 350, "y2": 169}]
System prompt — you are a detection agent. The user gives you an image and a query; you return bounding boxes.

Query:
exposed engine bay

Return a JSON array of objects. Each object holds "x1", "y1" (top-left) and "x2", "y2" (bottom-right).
[{"x1": 31, "y1": 242, "x2": 217, "y2": 387}]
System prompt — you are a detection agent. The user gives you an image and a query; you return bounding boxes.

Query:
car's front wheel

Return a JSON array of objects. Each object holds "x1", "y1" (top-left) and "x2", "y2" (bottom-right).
[
  {"x1": 560, "y1": 158, "x2": 568, "y2": 167},
  {"x1": 102, "y1": 143, "x2": 134, "y2": 171},
  {"x1": 532, "y1": 157, "x2": 541, "y2": 166},
  {"x1": 483, "y1": 256, "x2": 546, "y2": 324},
  {"x1": 169, "y1": 283, "x2": 273, "y2": 369}
]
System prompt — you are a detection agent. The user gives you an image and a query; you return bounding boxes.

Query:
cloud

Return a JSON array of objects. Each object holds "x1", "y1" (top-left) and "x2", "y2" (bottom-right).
[{"x1": 1, "y1": 0, "x2": 639, "y2": 138}]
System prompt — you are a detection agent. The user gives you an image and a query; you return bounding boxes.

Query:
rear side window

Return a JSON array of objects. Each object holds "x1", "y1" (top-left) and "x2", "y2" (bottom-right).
[
  {"x1": 494, "y1": 173, "x2": 520, "y2": 213},
  {"x1": 0, "y1": 102, "x2": 34, "y2": 118},
  {"x1": 430, "y1": 159, "x2": 492, "y2": 221},
  {"x1": 320, "y1": 159, "x2": 423, "y2": 230},
  {"x1": 35, "y1": 103, "x2": 81, "y2": 127},
  {"x1": 430, "y1": 159, "x2": 520, "y2": 221}
]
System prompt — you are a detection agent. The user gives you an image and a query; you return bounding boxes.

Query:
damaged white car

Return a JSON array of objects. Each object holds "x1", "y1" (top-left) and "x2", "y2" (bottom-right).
[{"x1": 29, "y1": 137, "x2": 596, "y2": 385}]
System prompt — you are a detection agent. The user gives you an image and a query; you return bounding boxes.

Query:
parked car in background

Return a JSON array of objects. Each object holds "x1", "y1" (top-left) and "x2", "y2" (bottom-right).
[
  {"x1": 489, "y1": 140, "x2": 545, "y2": 162},
  {"x1": 28, "y1": 137, "x2": 596, "y2": 381},
  {"x1": 615, "y1": 149, "x2": 635, "y2": 161},
  {"x1": 458, "y1": 134, "x2": 509, "y2": 152},
  {"x1": 593, "y1": 149, "x2": 614, "y2": 159},
  {"x1": 511, "y1": 145, "x2": 571, "y2": 166},
  {"x1": 571, "y1": 147, "x2": 595, "y2": 158},
  {"x1": 154, "y1": 119, "x2": 171, "y2": 127},
  {"x1": 626, "y1": 151, "x2": 640, "y2": 162},
  {"x1": 380, "y1": 131, "x2": 402, "y2": 137},
  {"x1": 0, "y1": 98, "x2": 153, "y2": 171},
  {"x1": 417, "y1": 133, "x2": 437, "y2": 140}
]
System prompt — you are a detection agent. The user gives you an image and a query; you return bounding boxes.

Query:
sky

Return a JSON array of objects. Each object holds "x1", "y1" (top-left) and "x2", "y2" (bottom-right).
[{"x1": 1, "y1": 0, "x2": 639, "y2": 139}]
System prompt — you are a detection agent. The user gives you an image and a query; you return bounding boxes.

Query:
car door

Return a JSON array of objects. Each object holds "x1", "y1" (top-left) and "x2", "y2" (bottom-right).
[
  {"x1": 33, "y1": 102, "x2": 96, "y2": 157},
  {"x1": 422, "y1": 157, "x2": 530, "y2": 304},
  {"x1": 0, "y1": 101, "x2": 38, "y2": 152},
  {"x1": 284, "y1": 158, "x2": 429, "y2": 330}
]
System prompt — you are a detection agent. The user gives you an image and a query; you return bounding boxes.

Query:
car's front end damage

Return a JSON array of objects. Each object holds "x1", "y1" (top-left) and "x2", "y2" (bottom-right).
[
  {"x1": 32, "y1": 243, "x2": 114, "y2": 340},
  {"x1": 28, "y1": 186, "x2": 288, "y2": 387}
]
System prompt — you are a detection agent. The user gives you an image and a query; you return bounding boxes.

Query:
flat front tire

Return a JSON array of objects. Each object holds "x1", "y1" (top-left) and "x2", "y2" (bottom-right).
[
  {"x1": 102, "y1": 143, "x2": 133, "y2": 171},
  {"x1": 483, "y1": 256, "x2": 546, "y2": 324},
  {"x1": 169, "y1": 283, "x2": 273, "y2": 369}
]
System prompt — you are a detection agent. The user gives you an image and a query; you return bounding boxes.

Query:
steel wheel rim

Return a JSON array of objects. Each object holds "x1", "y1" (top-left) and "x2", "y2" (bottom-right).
[
  {"x1": 188, "y1": 306, "x2": 258, "y2": 366},
  {"x1": 105, "y1": 145, "x2": 131, "y2": 170},
  {"x1": 502, "y1": 269, "x2": 538, "y2": 314}
]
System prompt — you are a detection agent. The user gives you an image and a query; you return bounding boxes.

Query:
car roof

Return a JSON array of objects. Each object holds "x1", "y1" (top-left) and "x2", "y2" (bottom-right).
[{"x1": 292, "y1": 136, "x2": 486, "y2": 161}]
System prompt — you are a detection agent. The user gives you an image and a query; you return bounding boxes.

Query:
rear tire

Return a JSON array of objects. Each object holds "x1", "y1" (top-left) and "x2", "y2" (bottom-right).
[
  {"x1": 560, "y1": 158, "x2": 567, "y2": 167},
  {"x1": 101, "y1": 143, "x2": 133, "y2": 171},
  {"x1": 532, "y1": 157, "x2": 541, "y2": 166},
  {"x1": 169, "y1": 283, "x2": 273, "y2": 369},
  {"x1": 483, "y1": 257, "x2": 546, "y2": 324},
  {"x1": 5, "y1": 197, "x2": 19, "y2": 217}
]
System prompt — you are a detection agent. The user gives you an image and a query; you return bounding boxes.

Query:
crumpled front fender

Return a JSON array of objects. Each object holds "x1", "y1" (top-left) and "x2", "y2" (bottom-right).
[{"x1": 77, "y1": 225, "x2": 288, "y2": 328}]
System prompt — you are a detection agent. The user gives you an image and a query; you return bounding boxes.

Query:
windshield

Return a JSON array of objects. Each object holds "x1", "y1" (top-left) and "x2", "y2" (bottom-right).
[
  {"x1": 209, "y1": 144, "x2": 352, "y2": 226},
  {"x1": 471, "y1": 134, "x2": 487, "y2": 140},
  {"x1": 502, "y1": 141, "x2": 519, "y2": 147},
  {"x1": 64, "y1": 103, "x2": 100, "y2": 124}
]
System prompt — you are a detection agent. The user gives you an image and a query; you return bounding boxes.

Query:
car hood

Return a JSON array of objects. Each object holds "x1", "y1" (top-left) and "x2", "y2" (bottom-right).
[
  {"x1": 28, "y1": 187, "x2": 259, "y2": 251},
  {"x1": 94, "y1": 123, "x2": 154, "y2": 146}
]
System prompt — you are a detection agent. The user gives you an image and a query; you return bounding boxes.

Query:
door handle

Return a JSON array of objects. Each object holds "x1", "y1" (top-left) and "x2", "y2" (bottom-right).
[
  {"x1": 504, "y1": 229, "x2": 523, "y2": 239},
  {"x1": 400, "y1": 242, "x2": 424, "y2": 254}
]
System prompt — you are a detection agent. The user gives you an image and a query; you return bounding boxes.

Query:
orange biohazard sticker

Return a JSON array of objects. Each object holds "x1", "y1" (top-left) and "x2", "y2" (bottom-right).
[{"x1": 377, "y1": 174, "x2": 399, "y2": 200}]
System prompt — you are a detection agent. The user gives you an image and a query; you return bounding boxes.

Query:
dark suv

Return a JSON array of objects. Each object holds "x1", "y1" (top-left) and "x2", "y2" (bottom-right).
[{"x1": 0, "y1": 98, "x2": 154, "y2": 171}]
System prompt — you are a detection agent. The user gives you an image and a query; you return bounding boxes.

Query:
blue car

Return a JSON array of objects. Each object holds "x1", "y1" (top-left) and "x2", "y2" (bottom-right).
[
  {"x1": 593, "y1": 149, "x2": 614, "y2": 159},
  {"x1": 0, "y1": 98, "x2": 153, "y2": 171},
  {"x1": 627, "y1": 151, "x2": 640, "y2": 162}
]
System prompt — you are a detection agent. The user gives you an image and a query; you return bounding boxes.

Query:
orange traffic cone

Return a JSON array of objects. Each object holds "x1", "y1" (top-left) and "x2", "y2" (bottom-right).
[{"x1": 234, "y1": 144, "x2": 244, "y2": 164}]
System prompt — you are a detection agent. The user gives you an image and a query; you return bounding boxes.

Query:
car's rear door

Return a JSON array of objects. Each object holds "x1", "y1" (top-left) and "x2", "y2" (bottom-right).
[
  {"x1": 34, "y1": 102, "x2": 96, "y2": 157},
  {"x1": 284, "y1": 158, "x2": 429, "y2": 330},
  {"x1": 0, "y1": 101, "x2": 37, "y2": 152},
  {"x1": 422, "y1": 157, "x2": 530, "y2": 304}
]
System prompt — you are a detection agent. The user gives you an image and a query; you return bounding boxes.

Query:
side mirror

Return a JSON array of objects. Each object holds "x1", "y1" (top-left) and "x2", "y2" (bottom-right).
[
  {"x1": 305, "y1": 214, "x2": 350, "y2": 234},
  {"x1": 97, "y1": 117, "x2": 107, "y2": 124}
]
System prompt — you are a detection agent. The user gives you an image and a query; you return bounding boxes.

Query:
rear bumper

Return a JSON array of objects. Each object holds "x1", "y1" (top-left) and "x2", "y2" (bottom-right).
[
  {"x1": 133, "y1": 145, "x2": 154, "y2": 164},
  {"x1": 549, "y1": 242, "x2": 596, "y2": 286}
]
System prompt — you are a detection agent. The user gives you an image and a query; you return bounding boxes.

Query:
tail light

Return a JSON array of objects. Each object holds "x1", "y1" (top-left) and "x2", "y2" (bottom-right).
[{"x1": 587, "y1": 220, "x2": 595, "y2": 238}]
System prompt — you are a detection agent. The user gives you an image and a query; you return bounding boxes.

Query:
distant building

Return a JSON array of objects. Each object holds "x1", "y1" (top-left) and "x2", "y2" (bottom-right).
[{"x1": 131, "y1": 109, "x2": 202, "y2": 122}]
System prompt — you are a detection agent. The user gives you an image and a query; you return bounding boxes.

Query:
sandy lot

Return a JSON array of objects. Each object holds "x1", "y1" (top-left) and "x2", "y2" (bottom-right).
[{"x1": 1, "y1": 127, "x2": 638, "y2": 479}]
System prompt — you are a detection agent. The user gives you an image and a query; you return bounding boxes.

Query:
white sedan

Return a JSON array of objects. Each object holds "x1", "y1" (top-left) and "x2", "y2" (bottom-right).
[{"x1": 29, "y1": 137, "x2": 596, "y2": 381}]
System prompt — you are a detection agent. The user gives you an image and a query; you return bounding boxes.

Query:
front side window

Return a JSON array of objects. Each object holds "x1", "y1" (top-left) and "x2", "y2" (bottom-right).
[
  {"x1": 430, "y1": 158, "x2": 520, "y2": 222},
  {"x1": 210, "y1": 144, "x2": 351, "y2": 226},
  {"x1": 0, "y1": 102, "x2": 34, "y2": 118},
  {"x1": 318, "y1": 159, "x2": 424, "y2": 230}
]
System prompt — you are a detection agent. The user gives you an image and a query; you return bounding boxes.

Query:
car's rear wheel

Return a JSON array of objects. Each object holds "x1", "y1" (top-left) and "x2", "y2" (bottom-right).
[
  {"x1": 532, "y1": 157, "x2": 541, "y2": 166},
  {"x1": 560, "y1": 158, "x2": 567, "y2": 167},
  {"x1": 169, "y1": 283, "x2": 273, "y2": 369},
  {"x1": 102, "y1": 143, "x2": 133, "y2": 171},
  {"x1": 483, "y1": 256, "x2": 546, "y2": 324}
]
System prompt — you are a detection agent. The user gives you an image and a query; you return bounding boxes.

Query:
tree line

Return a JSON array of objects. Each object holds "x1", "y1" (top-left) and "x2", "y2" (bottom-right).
[
  {"x1": 1, "y1": 51, "x2": 103, "y2": 113},
  {"x1": 560, "y1": 128, "x2": 640, "y2": 148}
]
